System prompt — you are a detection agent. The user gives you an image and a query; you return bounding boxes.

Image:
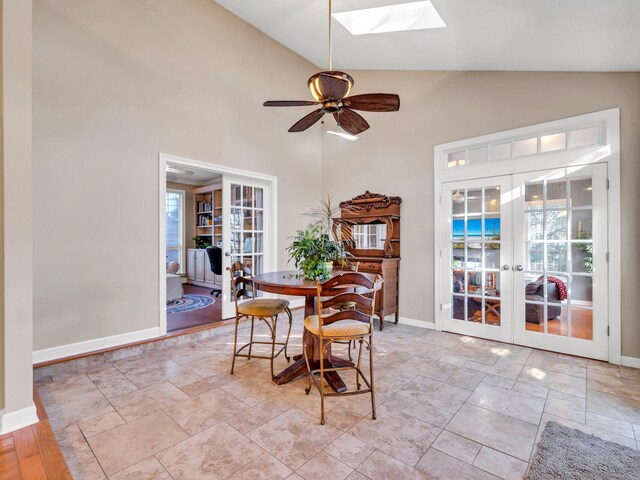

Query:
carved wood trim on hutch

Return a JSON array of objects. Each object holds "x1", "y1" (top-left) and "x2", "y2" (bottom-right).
[{"x1": 335, "y1": 191, "x2": 402, "y2": 330}]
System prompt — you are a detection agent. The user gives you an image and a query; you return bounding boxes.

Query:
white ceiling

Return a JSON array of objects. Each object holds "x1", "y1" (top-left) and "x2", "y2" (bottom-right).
[
  {"x1": 213, "y1": 0, "x2": 640, "y2": 71},
  {"x1": 167, "y1": 165, "x2": 222, "y2": 186}
]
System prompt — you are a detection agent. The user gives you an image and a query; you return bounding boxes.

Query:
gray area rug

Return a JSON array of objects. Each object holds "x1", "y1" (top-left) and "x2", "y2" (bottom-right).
[{"x1": 527, "y1": 421, "x2": 640, "y2": 479}]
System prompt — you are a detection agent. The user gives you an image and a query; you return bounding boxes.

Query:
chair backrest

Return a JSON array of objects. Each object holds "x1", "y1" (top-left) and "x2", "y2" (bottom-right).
[
  {"x1": 227, "y1": 261, "x2": 254, "y2": 306},
  {"x1": 315, "y1": 272, "x2": 383, "y2": 334},
  {"x1": 206, "y1": 246, "x2": 223, "y2": 275}
]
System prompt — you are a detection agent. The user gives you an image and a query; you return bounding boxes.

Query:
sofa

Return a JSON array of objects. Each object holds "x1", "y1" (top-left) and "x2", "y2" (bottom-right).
[
  {"x1": 166, "y1": 261, "x2": 184, "y2": 302},
  {"x1": 525, "y1": 281, "x2": 561, "y2": 324}
]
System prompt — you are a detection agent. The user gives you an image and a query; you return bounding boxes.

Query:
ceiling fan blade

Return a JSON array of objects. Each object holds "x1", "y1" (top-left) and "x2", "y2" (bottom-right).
[
  {"x1": 333, "y1": 108, "x2": 370, "y2": 136},
  {"x1": 263, "y1": 100, "x2": 320, "y2": 107},
  {"x1": 319, "y1": 72, "x2": 352, "y2": 100},
  {"x1": 343, "y1": 94, "x2": 400, "y2": 112},
  {"x1": 288, "y1": 109, "x2": 324, "y2": 133}
]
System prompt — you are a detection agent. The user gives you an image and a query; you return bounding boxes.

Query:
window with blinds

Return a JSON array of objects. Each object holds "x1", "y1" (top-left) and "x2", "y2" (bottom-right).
[{"x1": 166, "y1": 190, "x2": 185, "y2": 271}]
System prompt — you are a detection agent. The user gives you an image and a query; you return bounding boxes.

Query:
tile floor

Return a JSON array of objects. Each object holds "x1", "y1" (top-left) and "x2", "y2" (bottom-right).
[{"x1": 35, "y1": 310, "x2": 640, "y2": 479}]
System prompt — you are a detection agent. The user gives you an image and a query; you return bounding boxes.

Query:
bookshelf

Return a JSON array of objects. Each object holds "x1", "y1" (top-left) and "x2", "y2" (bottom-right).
[
  {"x1": 188, "y1": 182, "x2": 223, "y2": 289},
  {"x1": 193, "y1": 183, "x2": 222, "y2": 248}
]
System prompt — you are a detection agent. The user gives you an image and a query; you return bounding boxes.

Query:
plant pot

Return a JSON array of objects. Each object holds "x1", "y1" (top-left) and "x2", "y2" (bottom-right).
[
  {"x1": 300, "y1": 260, "x2": 334, "y2": 281},
  {"x1": 320, "y1": 261, "x2": 334, "y2": 279}
]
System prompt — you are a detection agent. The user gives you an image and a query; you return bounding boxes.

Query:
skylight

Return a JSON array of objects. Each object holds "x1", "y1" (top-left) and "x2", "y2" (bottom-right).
[{"x1": 332, "y1": 1, "x2": 446, "y2": 36}]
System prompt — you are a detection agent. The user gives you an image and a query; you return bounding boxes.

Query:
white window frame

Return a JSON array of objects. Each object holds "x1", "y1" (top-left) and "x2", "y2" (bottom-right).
[
  {"x1": 434, "y1": 108, "x2": 621, "y2": 365},
  {"x1": 166, "y1": 188, "x2": 186, "y2": 273}
]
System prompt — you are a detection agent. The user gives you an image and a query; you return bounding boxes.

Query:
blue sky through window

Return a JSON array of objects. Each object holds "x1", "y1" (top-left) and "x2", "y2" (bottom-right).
[{"x1": 453, "y1": 218, "x2": 500, "y2": 237}]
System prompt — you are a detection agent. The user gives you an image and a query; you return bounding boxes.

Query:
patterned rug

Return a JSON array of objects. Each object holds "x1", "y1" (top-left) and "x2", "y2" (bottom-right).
[{"x1": 167, "y1": 294, "x2": 215, "y2": 314}]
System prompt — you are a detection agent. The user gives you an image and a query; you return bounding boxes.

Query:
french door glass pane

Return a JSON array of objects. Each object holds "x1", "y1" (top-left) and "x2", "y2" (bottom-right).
[
  {"x1": 571, "y1": 275, "x2": 593, "y2": 302},
  {"x1": 230, "y1": 184, "x2": 265, "y2": 278},
  {"x1": 231, "y1": 208, "x2": 242, "y2": 229},
  {"x1": 547, "y1": 243, "x2": 567, "y2": 272},
  {"x1": 527, "y1": 212, "x2": 544, "y2": 241},
  {"x1": 485, "y1": 187, "x2": 500, "y2": 213},
  {"x1": 452, "y1": 197, "x2": 465, "y2": 215},
  {"x1": 523, "y1": 175, "x2": 594, "y2": 341},
  {"x1": 485, "y1": 243, "x2": 500, "y2": 269},
  {"x1": 452, "y1": 295, "x2": 465, "y2": 320},
  {"x1": 485, "y1": 299, "x2": 501, "y2": 326},
  {"x1": 467, "y1": 297, "x2": 482, "y2": 322},
  {"x1": 525, "y1": 183, "x2": 543, "y2": 208},
  {"x1": 527, "y1": 242, "x2": 544, "y2": 271},
  {"x1": 546, "y1": 210, "x2": 568, "y2": 240},
  {"x1": 467, "y1": 189, "x2": 482, "y2": 214},
  {"x1": 448, "y1": 185, "x2": 502, "y2": 327},
  {"x1": 231, "y1": 185, "x2": 242, "y2": 206},
  {"x1": 571, "y1": 244, "x2": 593, "y2": 273},
  {"x1": 570, "y1": 178, "x2": 592, "y2": 207},
  {"x1": 570, "y1": 307, "x2": 593, "y2": 340},
  {"x1": 571, "y1": 209, "x2": 593, "y2": 240},
  {"x1": 547, "y1": 180, "x2": 567, "y2": 208}
]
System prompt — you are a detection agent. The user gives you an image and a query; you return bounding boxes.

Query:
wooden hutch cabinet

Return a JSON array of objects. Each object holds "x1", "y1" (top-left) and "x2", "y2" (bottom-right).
[{"x1": 335, "y1": 191, "x2": 401, "y2": 330}]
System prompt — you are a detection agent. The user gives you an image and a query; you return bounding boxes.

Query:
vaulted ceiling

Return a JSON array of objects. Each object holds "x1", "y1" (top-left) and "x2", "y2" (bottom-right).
[{"x1": 214, "y1": 0, "x2": 640, "y2": 71}]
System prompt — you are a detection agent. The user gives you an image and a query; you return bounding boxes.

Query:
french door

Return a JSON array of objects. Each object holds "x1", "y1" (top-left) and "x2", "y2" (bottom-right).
[
  {"x1": 440, "y1": 163, "x2": 608, "y2": 359},
  {"x1": 221, "y1": 175, "x2": 271, "y2": 319},
  {"x1": 440, "y1": 175, "x2": 514, "y2": 343}
]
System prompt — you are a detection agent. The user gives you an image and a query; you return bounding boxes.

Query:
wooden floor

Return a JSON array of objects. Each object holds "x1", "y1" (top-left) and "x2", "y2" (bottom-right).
[
  {"x1": 0, "y1": 392, "x2": 71, "y2": 480},
  {"x1": 467, "y1": 305, "x2": 593, "y2": 340},
  {"x1": 167, "y1": 284, "x2": 224, "y2": 332}
]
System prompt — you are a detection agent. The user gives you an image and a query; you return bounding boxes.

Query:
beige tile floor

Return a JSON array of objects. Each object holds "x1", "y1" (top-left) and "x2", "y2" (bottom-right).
[{"x1": 35, "y1": 310, "x2": 640, "y2": 479}]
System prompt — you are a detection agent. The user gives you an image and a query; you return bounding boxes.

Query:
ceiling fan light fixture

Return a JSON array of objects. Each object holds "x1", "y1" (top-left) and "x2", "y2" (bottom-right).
[
  {"x1": 307, "y1": 71, "x2": 354, "y2": 102},
  {"x1": 262, "y1": 0, "x2": 400, "y2": 134},
  {"x1": 309, "y1": 77, "x2": 323, "y2": 101},
  {"x1": 452, "y1": 190, "x2": 465, "y2": 204}
]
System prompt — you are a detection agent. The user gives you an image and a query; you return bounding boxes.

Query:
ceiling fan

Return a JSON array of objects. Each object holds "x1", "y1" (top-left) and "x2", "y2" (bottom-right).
[{"x1": 263, "y1": 0, "x2": 400, "y2": 135}]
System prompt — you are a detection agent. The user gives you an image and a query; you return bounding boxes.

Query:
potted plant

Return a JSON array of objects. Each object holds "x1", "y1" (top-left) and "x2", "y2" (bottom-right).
[{"x1": 287, "y1": 197, "x2": 349, "y2": 281}]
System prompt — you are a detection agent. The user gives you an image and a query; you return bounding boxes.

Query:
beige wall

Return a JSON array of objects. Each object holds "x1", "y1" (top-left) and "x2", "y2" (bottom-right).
[
  {"x1": 322, "y1": 71, "x2": 640, "y2": 358},
  {"x1": 33, "y1": 0, "x2": 322, "y2": 350},
  {"x1": 32, "y1": 1, "x2": 640, "y2": 360},
  {"x1": 1, "y1": 0, "x2": 35, "y2": 429}
]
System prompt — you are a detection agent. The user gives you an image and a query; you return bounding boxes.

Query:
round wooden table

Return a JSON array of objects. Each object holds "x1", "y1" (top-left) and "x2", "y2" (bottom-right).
[{"x1": 252, "y1": 270, "x2": 362, "y2": 392}]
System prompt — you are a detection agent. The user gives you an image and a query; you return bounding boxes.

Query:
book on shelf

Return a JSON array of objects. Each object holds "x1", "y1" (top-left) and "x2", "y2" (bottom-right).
[{"x1": 197, "y1": 201, "x2": 212, "y2": 213}]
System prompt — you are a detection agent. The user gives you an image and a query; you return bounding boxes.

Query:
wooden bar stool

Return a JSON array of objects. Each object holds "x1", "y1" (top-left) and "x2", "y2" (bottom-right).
[
  {"x1": 228, "y1": 262, "x2": 293, "y2": 380},
  {"x1": 303, "y1": 272, "x2": 382, "y2": 424}
]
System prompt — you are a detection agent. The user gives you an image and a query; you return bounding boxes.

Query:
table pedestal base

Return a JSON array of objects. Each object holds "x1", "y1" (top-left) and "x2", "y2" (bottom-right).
[
  {"x1": 272, "y1": 355, "x2": 353, "y2": 393},
  {"x1": 273, "y1": 295, "x2": 353, "y2": 393}
]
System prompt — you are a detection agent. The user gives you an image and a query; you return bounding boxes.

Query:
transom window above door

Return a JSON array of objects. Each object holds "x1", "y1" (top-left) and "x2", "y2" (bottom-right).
[{"x1": 446, "y1": 124, "x2": 602, "y2": 169}]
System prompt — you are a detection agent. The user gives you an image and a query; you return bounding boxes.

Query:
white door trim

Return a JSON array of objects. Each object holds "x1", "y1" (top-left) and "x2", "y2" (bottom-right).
[
  {"x1": 158, "y1": 153, "x2": 278, "y2": 336},
  {"x1": 433, "y1": 108, "x2": 621, "y2": 363}
]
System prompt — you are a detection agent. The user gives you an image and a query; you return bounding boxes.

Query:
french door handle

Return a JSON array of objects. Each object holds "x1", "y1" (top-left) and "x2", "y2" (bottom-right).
[
  {"x1": 224, "y1": 251, "x2": 231, "y2": 257},
  {"x1": 514, "y1": 265, "x2": 524, "y2": 271},
  {"x1": 501, "y1": 265, "x2": 510, "y2": 271}
]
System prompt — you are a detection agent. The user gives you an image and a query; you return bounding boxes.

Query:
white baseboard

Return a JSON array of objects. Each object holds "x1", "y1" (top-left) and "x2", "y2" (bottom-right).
[
  {"x1": 33, "y1": 327, "x2": 161, "y2": 364},
  {"x1": 621, "y1": 356, "x2": 640, "y2": 369},
  {"x1": 0, "y1": 404, "x2": 38, "y2": 434},
  {"x1": 395, "y1": 316, "x2": 436, "y2": 329}
]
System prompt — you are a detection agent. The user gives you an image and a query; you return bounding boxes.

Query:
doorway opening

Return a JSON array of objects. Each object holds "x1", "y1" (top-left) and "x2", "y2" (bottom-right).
[
  {"x1": 434, "y1": 109, "x2": 621, "y2": 362},
  {"x1": 159, "y1": 154, "x2": 277, "y2": 335}
]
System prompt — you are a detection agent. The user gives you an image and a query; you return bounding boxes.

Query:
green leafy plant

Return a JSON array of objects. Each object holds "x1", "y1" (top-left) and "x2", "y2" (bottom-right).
[
  {"x1": 287, "y1": 224, "x2": 348, "y2": 281},
  {"x1": 193, "y1": 236, "x2": 211, "y2": 250}
]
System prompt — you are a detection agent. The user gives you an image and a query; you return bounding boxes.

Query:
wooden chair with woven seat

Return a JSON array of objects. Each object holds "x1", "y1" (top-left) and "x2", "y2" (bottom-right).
[
  {"x1": 228, "y1": 261, "x2": 293, "y2": 380},
  {"x1": 330, "y1": 261, "x2": 360, "y2": 360},
  {"x1": 303, "y1": 271, "x2": 382, "y2": 425}
]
